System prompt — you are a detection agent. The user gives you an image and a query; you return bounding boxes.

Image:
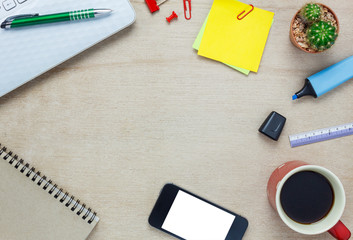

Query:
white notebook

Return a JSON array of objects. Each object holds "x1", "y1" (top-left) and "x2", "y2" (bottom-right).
[
  {"x1": 0, "y1": 0, "x2": 135, "y2": 97},
  {"x1": 0, "y1": 143, "x2": 99, "y2": 240}
]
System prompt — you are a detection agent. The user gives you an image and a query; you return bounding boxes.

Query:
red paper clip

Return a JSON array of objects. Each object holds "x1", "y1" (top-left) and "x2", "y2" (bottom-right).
[
  {"x1": 183, "y1": 0, "x2": 191, "y2": 20},
  {"x1": 237, "y1": 4, "x2": 254, "y2": 20}
]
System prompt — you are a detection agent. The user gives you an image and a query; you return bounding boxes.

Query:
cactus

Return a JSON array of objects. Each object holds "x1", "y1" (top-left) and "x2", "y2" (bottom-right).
[
  {"x1": 300, "y1": 3, "x2": 322, "y2": 23},
  {"x1": 306, "y1": 20, "x2": 337, "y2": 51}
]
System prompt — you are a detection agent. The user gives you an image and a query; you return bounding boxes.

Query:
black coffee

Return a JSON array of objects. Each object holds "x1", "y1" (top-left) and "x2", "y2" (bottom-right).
[{"x1": 280, "y1": 171, "x2": 334, "y2": 224}]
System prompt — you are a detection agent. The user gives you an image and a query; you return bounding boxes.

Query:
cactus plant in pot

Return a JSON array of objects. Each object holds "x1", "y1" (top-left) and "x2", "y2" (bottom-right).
[{"x1": 290, "y1": 3, "x2": 339, "y2": 53}]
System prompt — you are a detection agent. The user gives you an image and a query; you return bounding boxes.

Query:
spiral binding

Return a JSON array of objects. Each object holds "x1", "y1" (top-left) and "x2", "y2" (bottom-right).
[{"x1": 0, "y1": 144, "x2": 97, "y2": 224}]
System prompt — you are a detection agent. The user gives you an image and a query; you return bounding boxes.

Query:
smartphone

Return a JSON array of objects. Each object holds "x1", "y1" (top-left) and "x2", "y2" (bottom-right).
[{"x1": 148, "y1": 184, "x2": 248, "y2": 240}]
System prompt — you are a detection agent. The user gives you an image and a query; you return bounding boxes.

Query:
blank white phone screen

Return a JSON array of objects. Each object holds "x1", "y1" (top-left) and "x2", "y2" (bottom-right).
[{"x1": 161, "y1": 190, "x2": 235, "y2": 240}]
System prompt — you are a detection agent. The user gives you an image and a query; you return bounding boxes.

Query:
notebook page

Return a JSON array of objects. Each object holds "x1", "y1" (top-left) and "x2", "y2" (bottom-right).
[{"x1": 0, "y1": 0, "x2": 135, "y2": 97}]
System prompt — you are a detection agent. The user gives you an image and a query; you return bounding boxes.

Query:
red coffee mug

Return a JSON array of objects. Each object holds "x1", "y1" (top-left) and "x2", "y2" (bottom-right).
[{"x1": 267, "y1": 161, "x2": 351, "y2": 240}]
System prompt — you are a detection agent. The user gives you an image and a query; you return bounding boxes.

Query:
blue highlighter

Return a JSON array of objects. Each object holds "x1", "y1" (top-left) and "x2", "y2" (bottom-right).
[{"x1": 292, "y1": 55, "x2": 353, "y2": 100}]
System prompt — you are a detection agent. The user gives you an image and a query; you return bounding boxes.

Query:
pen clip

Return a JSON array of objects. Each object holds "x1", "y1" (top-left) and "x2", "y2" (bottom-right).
[{"x1": 4, "y1": 13, "x2": 39, "y2": 22}]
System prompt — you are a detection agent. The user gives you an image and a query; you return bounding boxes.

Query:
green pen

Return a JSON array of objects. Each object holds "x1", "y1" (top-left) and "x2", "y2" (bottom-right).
[{"x1": 1, "y1": 8, "x2": 112, "y2": 29}]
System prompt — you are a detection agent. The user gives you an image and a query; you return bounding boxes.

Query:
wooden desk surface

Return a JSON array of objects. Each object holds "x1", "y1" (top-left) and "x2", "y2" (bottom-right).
[{"x1": 1, "y1": 0, "x2": 352, "y2": 239}]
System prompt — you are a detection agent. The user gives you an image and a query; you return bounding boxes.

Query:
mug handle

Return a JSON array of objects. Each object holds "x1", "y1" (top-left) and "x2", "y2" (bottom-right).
[{"x1": 328, "y1": 220, "x2": 351, "y2": 240}]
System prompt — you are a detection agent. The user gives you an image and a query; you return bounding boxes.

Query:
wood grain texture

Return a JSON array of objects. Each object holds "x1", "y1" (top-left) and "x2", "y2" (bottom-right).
[{"x1": 0, "y1": 0, "x2": 352, "y2": 239}]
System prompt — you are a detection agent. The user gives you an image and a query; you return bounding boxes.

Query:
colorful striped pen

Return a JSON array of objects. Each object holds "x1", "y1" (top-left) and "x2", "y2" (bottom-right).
[{"x1": 1, "y1": 8, "x2": 112, "y2": 29}]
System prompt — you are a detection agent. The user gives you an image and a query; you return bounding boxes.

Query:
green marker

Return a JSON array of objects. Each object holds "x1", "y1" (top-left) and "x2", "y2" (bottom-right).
[{"x1": 1, "y1": 8, "x2": 112, "y2": 29}]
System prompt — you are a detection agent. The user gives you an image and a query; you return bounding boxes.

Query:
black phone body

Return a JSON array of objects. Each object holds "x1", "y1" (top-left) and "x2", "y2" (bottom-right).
[{"x1": 149, "y1": 184, "x2": 248, "y2": 240}]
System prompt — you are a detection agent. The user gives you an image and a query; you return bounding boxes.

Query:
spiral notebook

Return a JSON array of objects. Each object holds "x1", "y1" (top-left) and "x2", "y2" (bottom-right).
[{"x1": 0, "y1": 144, "x2": 99, "y2": 240}]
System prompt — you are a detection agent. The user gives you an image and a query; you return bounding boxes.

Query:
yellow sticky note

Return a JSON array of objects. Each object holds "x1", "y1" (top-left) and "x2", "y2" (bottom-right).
[
  {"x1": 193, "y1": 13, "x2": 250, "y2": 75},
  {"x1": 198, "y1": 0, "x2": 274, "y2": 72}
]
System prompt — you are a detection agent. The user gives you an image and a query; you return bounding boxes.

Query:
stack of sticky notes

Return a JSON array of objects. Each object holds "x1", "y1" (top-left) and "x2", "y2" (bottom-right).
[{"x1": 193, "y1": 0, "x2": 274, "y2": 75}]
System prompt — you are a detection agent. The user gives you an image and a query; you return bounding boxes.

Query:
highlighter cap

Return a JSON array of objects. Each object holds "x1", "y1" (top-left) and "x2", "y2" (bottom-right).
[{"x1": 259, "y1": 111, "x2": 286, "y2": 141}]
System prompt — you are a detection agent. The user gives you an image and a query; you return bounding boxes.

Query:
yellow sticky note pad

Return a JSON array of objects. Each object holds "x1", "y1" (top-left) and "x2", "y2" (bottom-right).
[
  {"x1": 198, "y1": 0, "x2": 274, "y2": 72},
  {"x1": 193, "y1": 13, "x2": 250, "y2": 75}
]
